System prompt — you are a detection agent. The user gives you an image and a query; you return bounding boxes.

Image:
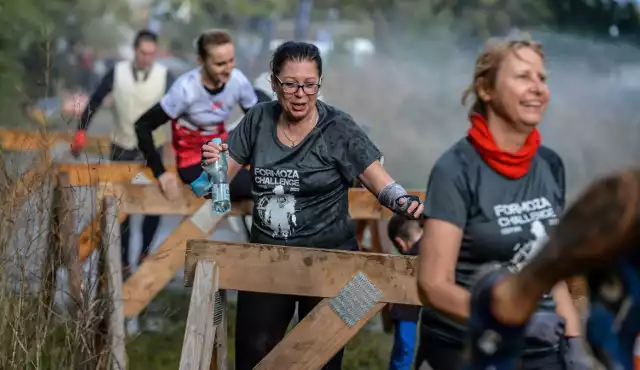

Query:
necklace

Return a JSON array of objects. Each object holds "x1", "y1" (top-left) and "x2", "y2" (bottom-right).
[{"x1": 281, "y1": 110, "x2": 318, "y2": 147}]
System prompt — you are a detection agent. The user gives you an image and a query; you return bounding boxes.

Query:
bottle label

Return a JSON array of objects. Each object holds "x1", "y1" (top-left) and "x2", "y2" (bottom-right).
[{"x1": 211, "y1": 183, "x2": 230, "y2": 202}]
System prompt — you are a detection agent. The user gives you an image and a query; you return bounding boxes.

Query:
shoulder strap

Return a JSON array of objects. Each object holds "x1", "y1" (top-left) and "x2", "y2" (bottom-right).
[{"x1": 538, "y1": 146, "x2": 566, "y2": 208}]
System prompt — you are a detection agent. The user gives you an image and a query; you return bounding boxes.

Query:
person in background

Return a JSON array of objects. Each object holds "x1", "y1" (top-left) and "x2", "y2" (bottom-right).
[
  {"x1": 134, "y1": 29, "x2": 258, "y2": 199},
  {"x1": 386, "y1": 215, "x2": 422, "y2": 370},
  {"x1": 585, "y1": 261, "x2": 640, "y2": 370},
  {"x1": 71, "y1": 29, "x2": 174, "y2": 276},
  {"x1": 415, "y1": 36, "x2": 589, "y2": 370},
  {"x1": 200, "y1": 41, "x2": 424, "y2": 370}
]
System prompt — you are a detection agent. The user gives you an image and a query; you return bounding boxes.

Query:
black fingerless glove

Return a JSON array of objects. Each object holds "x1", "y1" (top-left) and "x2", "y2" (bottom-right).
[{"x1": 393, "y1": 195, "x2": 424, "y2": 220}]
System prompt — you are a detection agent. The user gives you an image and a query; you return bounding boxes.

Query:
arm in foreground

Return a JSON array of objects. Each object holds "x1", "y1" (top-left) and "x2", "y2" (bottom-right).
[
  {"x1": 493, "y1": 170, "x2": 640, "y2": 326},
  {"x1": 463, "y1": 170, "x2": 640, "y2": 369}
]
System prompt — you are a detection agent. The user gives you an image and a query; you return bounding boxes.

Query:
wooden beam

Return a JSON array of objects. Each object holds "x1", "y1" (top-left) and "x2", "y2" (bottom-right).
[
  {"x1": 78, "y1": 210, "x2": 128, "y2": 262},
  {"x1": 122, "y1": 202, "x2": 228, "y2": 317},
  {"x1": 211, "y1": 292, "x2": 228, "y2": 370},
  {"x1": 97, "y1": 183, "x2": 424, "y2": 221},
  {"x1": 179, "y1": 261, "x2": 219, "y2": 370},
  {"x1": 256, "y1": 299, "x2": 385, "y2": 369},
  {"x1": 101, "y1": 196, "x2": 127, "y2": 370},
  {"x1": 60, "y1": 163, "x2": 175, "y2": 186},
  {"x1": 184, "y1": 241, "x2": 420, "y2": 306},
  {"x1": 103, "y1": 182, "x2": 246, "y2": 216},
  {"x1": 0, "y1": 128, "x2": 110, "y2": 152}
]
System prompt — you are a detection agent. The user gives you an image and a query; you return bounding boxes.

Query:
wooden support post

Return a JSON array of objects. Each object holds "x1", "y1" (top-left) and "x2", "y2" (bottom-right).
[
  {"x1": 211, "y1": 291, "x2": 228, "y2": 370},
  {"x1": 54, "y1": 172, "x2": 84, "y2": 317},
  {"x1": 41, "y1": 173, "x2": 59, "y2": 314},
  {"x1": 179, "y1": 261, "x2": 220, "y2": 370},
  {"x1": 122, "y1": 200, "x2": 227, "y2": 317},
  {"x1": 78, "y1": 171, "x2": 157, "y2": 262},
  {"x1": 101, "y1": 196, "x2": 127, "y2": 370}
]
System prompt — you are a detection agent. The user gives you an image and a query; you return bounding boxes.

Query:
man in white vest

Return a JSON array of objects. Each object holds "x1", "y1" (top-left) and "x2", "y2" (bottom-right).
[{"x1": 71, "y1": 29, "x2": 174, "y2": 277}]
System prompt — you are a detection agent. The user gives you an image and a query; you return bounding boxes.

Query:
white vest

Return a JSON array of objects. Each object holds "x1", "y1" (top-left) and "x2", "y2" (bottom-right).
[{"x1": 111, "y1": 61, "x2": 168, "y2": 149}]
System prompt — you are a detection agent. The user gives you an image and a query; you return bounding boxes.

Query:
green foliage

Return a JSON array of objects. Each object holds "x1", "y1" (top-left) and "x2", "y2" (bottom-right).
[
  {"x1": 0, "y1": 0, "x2": 129, "y2": 125},
  {"x1": 322, "y1": 0, "x2": 639, "y2": 52}
]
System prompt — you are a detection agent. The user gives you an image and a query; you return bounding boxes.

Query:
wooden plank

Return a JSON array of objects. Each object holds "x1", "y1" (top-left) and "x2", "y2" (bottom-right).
[
  {"x1": 99, "y1": 183, "x2": 424, "y2": 220},
  {"x1": 78, "y1": 210, "x2": 128, "y2": 262},
  {"x1": 179, "y1": 261, "x2": 219, "y2": 370},
  {"x1": 0, "y1": 128, "x2": 110, "y2": 152},
  {"x1": 78, "y1": 172, "x2": 162, "y2": 263},
  {"x1": 256, "y1": 299, "x2": 386, "y2": 369},
  {"x1": 0, "y1": 128, "x2": 54, "y2": 150},
  {"x1": 59, "y1": 163, "x2": 177, "y2": 186},
  {"x1": 103, "y1": 182, "x2": 250, "y2": 216},
  {"x1": 101, "y1": 196, "x2": 127, "y2": 370},
  {"x1": 122, "y1": 201, "x2": 227, "y2": 317},
  {"x1": 185, "y1": 241, "x2": 420, "y2": 305}
]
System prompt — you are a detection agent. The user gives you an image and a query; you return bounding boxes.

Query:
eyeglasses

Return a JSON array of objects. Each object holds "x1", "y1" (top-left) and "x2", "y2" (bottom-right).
[{"x1": 275, "y1": 75, "x2": 321, "y2": 95}]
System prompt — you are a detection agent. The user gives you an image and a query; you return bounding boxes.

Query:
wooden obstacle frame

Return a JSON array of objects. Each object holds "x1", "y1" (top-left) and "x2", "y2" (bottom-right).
[
  {"x1": 52, "y1": 159, "x2": 424, "y2": 370},
  {"x1": 2, "y1": 128, "x2": 589, "y2": 369}
]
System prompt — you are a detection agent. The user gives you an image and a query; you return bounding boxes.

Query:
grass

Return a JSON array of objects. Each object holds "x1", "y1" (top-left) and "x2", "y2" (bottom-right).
[{"x1": 127, "y1": 289, "x2": 394, "y2": 370}]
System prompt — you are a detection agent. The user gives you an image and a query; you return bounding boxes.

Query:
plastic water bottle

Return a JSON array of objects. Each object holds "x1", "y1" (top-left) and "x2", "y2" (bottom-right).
[{"x1": 203, "y1": 138, "x2": 231, "y2": 215}]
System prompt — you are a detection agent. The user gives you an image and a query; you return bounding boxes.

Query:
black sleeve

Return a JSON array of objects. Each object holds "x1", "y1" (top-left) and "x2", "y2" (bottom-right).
[
  {"x1": 135, "y1": 103, "x2": 171, "y2": 178},
  {"x1": 327, "y1": 113, "x2": 382, "y2": 182},
  {"x1": 241, "y1": 89, "x2": 271, "y2": 114},
  {"x1": 165, "y1": 70, "x2": 176, "y2": 93},
  {"x1": 422, "y1": 155, "x2": 470, "y2": 229},
  {"x1": 78, "y1": 67, "x2": 114, "y2": 131},
  {"x1": 227, "y1": 104, "x2": 261, "y2": 165}
]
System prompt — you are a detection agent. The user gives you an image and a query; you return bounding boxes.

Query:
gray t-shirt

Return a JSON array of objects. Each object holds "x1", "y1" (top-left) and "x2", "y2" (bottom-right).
[
  {"x1": 420, "y1": 138, "x2": 566, "y2": 357},
  {"x1": 227, "y1": 100, "x2": 382, "y2": 250}
]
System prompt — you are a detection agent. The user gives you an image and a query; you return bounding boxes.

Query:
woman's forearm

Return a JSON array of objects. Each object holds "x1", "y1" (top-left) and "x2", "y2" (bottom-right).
[
  {"x1": 420, "y1": 279, "x2": 471, "y2": 322},
  {"x1": 553, "y1": 281, "x2": 582, "y2": 337},
  {"x1": 357, "y1": 160, "x2": 392, "y2": 196},
  {"x1": 227, "y1": 157, "x2": 243, "y2": 183}
]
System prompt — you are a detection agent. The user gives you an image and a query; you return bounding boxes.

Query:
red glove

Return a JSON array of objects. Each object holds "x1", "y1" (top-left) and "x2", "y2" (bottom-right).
[{"x1": 71, "y1": 130, "x2": 86, "y2": 156}]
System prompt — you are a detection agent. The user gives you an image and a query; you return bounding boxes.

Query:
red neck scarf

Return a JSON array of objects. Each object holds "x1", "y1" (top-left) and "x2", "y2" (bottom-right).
[{"x1": 467, "y1": 113, "x2": 541, "y2": 179}]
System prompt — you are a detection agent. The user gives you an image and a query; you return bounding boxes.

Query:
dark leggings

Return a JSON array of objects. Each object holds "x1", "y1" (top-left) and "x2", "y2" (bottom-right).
[
  {"x1": 179, "y1": 165, "x2": 345, "y2": 368},
  {"x1": 234, "y1": 291, "x2": 345, "y2": 370},
  {"x1": 111, "y1": 144, "x2": 162, "y2": 267},
  {"x1": 415, "y1": 329, "x2": 565, "y2": 370}
]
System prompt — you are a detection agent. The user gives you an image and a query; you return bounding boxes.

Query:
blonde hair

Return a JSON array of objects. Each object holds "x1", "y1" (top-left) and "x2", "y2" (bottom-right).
[{"x1": 461, "y1": 34, "x2": 545, "y2": 116}]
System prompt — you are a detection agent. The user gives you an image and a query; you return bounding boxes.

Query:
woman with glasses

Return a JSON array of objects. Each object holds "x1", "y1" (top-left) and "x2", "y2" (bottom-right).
[
  {"x1": 200, "y1": 41, "x2": 424, "y2": 370},
  {"x1": 134, "y1": 29, "x2": 258, "y2": 198}
]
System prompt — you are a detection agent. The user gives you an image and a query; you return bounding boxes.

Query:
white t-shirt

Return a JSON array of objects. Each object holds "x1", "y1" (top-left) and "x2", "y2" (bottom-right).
[{"x1": 160, "y1": 67, "x2": 258, "y2": 132}]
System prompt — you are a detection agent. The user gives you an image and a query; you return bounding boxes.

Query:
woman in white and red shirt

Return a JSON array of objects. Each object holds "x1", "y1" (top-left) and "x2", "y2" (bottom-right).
[{"x1": 134, "y1": 29, "x2": 259, "y2": 199}]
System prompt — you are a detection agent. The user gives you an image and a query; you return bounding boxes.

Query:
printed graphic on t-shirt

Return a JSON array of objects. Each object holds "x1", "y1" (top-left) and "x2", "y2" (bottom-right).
[
  {"x1": 493, "y1": 196, "x2": 559, "y2": 236},
  {"x1": 254, "y1": 167, "x2": 300, "y2": 238},
  {"x1": 508, "y1": 219, "x2": 549, "y2": 272},
  {"x1": 495, "y1": 197, "x2": 558, "y2": 299}
]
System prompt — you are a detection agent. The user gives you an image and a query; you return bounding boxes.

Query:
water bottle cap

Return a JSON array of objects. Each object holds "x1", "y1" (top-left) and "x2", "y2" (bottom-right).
[{"x1": 212, "y1": 138, "x2": 222, "y2": 145}]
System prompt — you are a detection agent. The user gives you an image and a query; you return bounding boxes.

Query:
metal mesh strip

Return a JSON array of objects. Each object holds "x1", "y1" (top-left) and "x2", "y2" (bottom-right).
[{"x1": 329, "y1": 272, "x2": 382, "y2": 327}]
